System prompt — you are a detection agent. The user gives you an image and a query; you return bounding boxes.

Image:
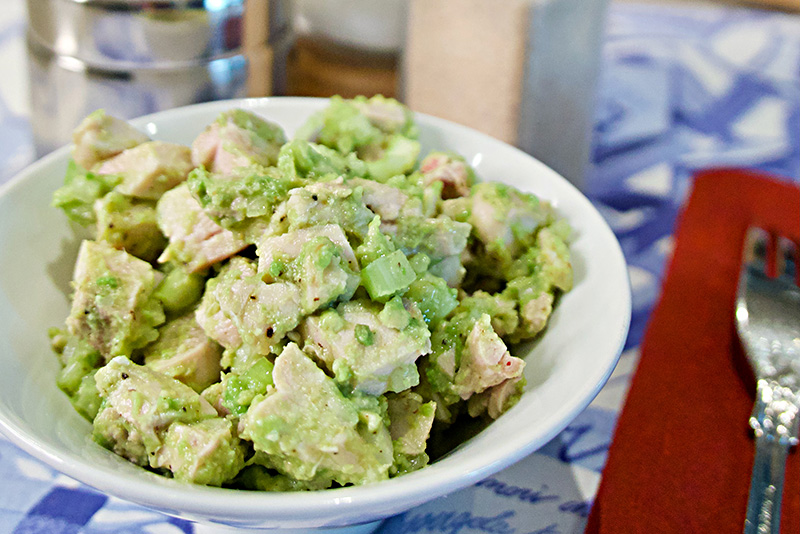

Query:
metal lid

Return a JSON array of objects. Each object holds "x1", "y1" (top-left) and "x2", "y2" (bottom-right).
[{"x1": 26, "y1": 0, "x2": 291, "y2": 68}]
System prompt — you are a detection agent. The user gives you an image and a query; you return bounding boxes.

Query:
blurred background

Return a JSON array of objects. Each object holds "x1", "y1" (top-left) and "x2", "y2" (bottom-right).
[{"x1": 6, "y1": 0, "x2": 799, "y2": 191}]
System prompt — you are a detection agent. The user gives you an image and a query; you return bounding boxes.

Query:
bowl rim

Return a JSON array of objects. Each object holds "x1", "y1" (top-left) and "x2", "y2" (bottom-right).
[{"x1": 0, "y1": 96, "x2": 630, "y2": 524}]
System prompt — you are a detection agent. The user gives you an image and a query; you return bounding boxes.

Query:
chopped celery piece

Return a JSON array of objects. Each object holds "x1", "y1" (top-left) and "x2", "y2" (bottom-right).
[
  {"x1": 277, "y1": 139, "x2": 366, "y2": 181},
  {"x1": 155, "y1": 268, "x2": 206, "y2": 315},
  {"x1": 354, "y1": 324, "x2": 375, "y2": 346},
  {"x1": 361, "y1": 250, "x2": 416, "y2": 301},
  {"x1": 268, "y1": 260, "x2": 286, "y2": 278},
  {"x1": 52, "y1": 160, "x2": 122, "y2": 226},
  {"x1": 365, "y1": 135, "x2": 421, "y2": 182},
  {"x1": 406, "y1": 274, "x2": 458, "y2": 328},
  {"x1": 378, "y1": 296, "x2": 411, "y2": 330},
  {"x1": 222, "y1": 357, "x2": 275, "y2": 416},
  {"x1": 409, "y1": 253, "x2": 431, "y2": 274},
  {"x1": 70, "y1": 371, "x2": 102, "y2": 421},
  {"x1": 356, "y1": 216, "x2": 396, "y2": 266},
  {"x1": 56, "y1": 335, "x2": 104, "y2": 396}
]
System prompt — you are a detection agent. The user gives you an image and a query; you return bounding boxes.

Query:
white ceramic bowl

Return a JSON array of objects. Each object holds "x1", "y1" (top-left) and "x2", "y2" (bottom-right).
[{"x1": 0, "y1": 98, "x2": 630, "y2": 531}]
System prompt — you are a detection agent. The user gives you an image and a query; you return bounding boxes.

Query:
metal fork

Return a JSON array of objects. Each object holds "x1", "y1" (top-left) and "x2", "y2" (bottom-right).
[{"x1": 736, "y1": 227, "x2": 800, "y2": 534}]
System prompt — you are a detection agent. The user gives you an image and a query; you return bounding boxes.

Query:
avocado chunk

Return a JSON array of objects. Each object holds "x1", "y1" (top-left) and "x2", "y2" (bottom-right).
[
  {"x1": 50, "y1": 330, "x2": 104, "y2": 421},
  {"x1": 187, "y1": 164, "x2": 297, "y2": 242},
  {"x1": 153, "y1": 267, "x2": 206, "y2": 315},
  {"x1": 52, "y1": 160, "x2": 123, "y2": 227},
  {"x1": 277, "y1": 139, "x2": 367, "y2": 182},
  {"x1": 94, "y1": 191, "x2": 166, "y2": 262}
]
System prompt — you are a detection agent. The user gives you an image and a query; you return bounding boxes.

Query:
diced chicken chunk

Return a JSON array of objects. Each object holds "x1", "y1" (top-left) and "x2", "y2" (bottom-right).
[
  {"x1": 192, "y1": 109, "x2": 286, "y2": 175},
  {"x1": 293, "y1": 237, "x2": 360, "y2": 314},
  {"x1": 428, "y1": 255, "x2": 466, "y2": 288},
  {"x1": 520, "y1": 292, "x2": 554, "y2": 339},
  {"x1": 156, "y1": 184, "x2": 248, "y2": 273},
  {"x1": 467, "y1": 376, "x2": 524, "y2": 419},
  {"x1": 425, "y1": 218, "x2": 472, "y2": 257},
  {"x1": 98, "y1": 141, "x2": 193, "y2": 199},
  {"x1": 456, "y1": 290, "x2": 519, "y2": 339},
  {"x1": 348, "y1": 178, "x2": 421, "y2": 222},
  {"x1": 196, "y1": 299, "x2": 241, "y2": 350},
  {"x1": 195, "y1": 257, "x2": 301, "y2": 359},
  {"x1": 284, "y1": 180, "x2": 375, "y2": 240},
  {"x1": 66, "y1": 240, "x2": 165, "y2": 360},
  {"x1": 302, "y1": 299, "x2": 431, "y2": 395},
  {"x1": 387, "y1": 391, "x2": 436, "y2": 456},
  {"x1": 353, "y1": 96, "x2": 410, "y2": 132},
  {"x1": 420, "y1": 152, "x2": 473, "y2": 199},
  {"x1": 257, "y1": 225, "x2": 359, "y2": 314},
  {"x1": 257, "y1": 224, "x2": 357, "y2": 274},
  {"x1": 468, "y1": 182, "x2": 551, "y2": 260},
  {"x1": 155, "y1": 418, "x2": 245, "y2": 486},
  {"x1": 536, "y1": 227, "x2": 573, "y2": 292},
  {"x1": 386, "y1": 216, "x2": 472, "y2": 260},
  {"x1": 92, "y1": 356, "x2": 218, "y2": 465},
  {"x1": 454, "y1": 314, "x2": 524, "y2": 400},
  {"x1": 200, "y1": 382, "x2": 229, "y2": 417},
  {"x1": 143, "y1": 312, "x2": 223, "y2": 393},
  {"x1": 72, "y1": 110, "x2": 150, "y2": 170},
  {"x1": 238, "y1": 344, "x2": 393, "y2": 485}
]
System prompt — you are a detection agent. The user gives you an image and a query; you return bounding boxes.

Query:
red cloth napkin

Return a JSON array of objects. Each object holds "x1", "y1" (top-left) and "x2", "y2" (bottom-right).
[{"x1": 586, "y1": 169, "x2": 800, "y2": 533}]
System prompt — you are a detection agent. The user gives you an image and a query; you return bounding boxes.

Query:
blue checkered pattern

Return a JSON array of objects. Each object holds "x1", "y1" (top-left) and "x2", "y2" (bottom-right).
[{"x1": 1, "y1": 3, "x2": 798, "y2": 533}]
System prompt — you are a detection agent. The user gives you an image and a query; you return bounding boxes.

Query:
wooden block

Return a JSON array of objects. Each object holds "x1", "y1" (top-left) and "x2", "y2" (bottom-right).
[
  {"x1": 243, "y1": 0, "x2": 269, "y2": 50},
  {"x1": 741, "y1": 0, "x2": 799, "y2": 11},
  {"x1": 286, "y1": 38, "x2": 398, "y2": 98},
  {"x1": 403, "y1": 0, "x2": 530, "y2": 144},
  {"x1": 247, "y1": 45, "x2": 274, "y2": 97}
]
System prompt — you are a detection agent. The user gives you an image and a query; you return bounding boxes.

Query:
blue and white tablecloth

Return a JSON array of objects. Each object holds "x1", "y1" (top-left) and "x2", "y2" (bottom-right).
[{"x1": 1, "y1": 3, "x2": 799, "y2": 533}]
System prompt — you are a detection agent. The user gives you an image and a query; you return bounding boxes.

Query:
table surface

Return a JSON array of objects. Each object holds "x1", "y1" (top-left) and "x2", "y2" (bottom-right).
[{"x1": 1, "y1": 2, "x2": 799, "y2": 533}]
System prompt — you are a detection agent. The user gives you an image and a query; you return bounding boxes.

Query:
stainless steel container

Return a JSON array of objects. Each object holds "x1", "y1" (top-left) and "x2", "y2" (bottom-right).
[{"x1": 26, "y1": 0, "x2": 292, "y2": 155}]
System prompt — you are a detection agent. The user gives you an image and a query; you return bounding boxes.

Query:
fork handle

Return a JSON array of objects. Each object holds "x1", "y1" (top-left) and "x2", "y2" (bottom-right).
[
  {"x1": 744, "y1": 431, "x2": 790, "y2": 533},
  {"x1": 744, "y1": 380, "x2": 799, "y2": 534}
]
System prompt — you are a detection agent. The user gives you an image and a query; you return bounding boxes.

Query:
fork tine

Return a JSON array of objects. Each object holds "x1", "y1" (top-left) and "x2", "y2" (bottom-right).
[
  {"x1": 743, "y1": 227, "x2": 769, "y2": 275},
  {"x1": 765, "y1": 231, "x2": 778, "y2": 279},
  {"x1": 777, "y1": 236, "x2": 799, "y2": 286}
]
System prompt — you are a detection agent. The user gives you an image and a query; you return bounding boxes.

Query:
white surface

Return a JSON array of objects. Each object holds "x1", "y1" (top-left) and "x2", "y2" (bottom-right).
[
  {"x1": 293, "y1": 0, "x2": 407, "y2": 52},
  {"x1": 0, "y1": 97, "x2": 630, "y2": 529}
]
